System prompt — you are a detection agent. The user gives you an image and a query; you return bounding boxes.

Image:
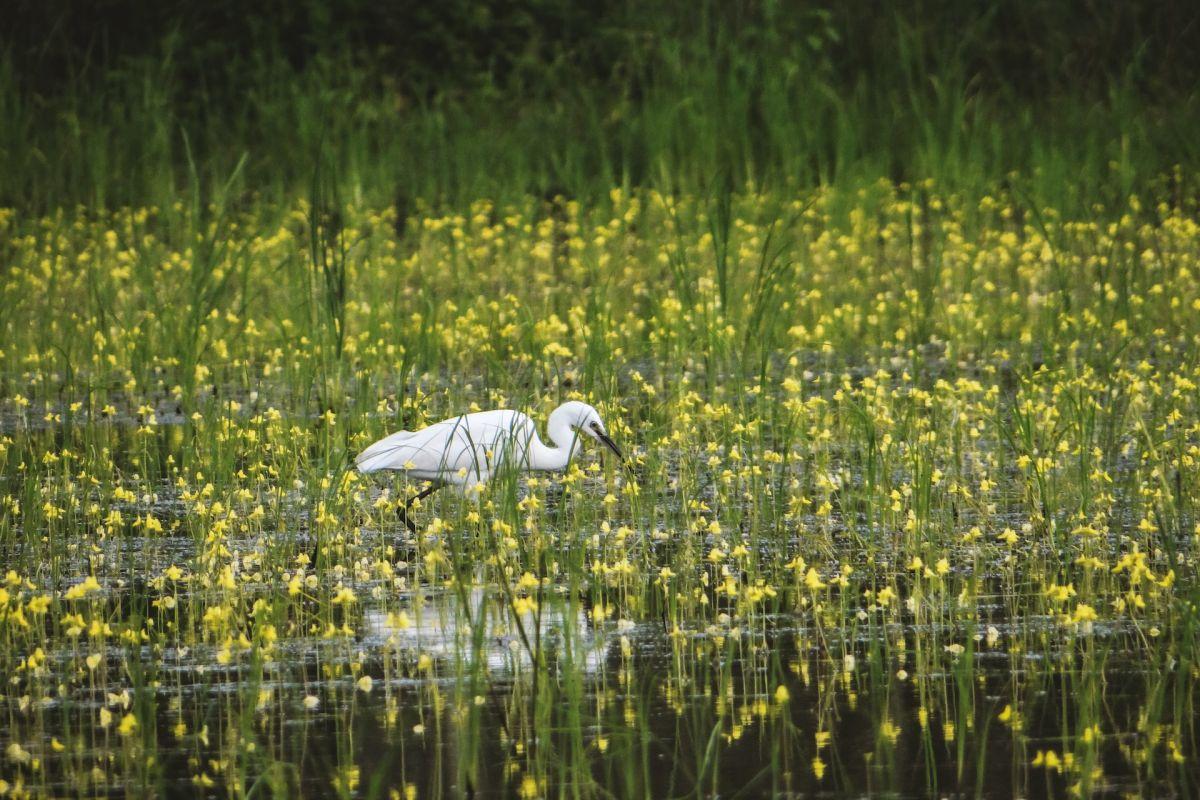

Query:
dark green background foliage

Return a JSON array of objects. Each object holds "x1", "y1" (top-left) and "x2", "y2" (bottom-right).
[{"x1": 4, "y1": 0, "x2": 1199, "y2": 209}]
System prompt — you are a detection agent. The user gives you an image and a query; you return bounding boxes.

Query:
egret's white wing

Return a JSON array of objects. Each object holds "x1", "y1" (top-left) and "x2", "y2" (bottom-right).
[
  {"x1": 354, "y1": 429, "x2": 418, "y2": 472},
  {"x1": 355, "y1": 410, "x2": 536, "y2": 480}
]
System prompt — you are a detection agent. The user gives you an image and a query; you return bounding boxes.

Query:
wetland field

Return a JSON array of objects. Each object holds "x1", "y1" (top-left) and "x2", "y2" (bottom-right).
[
  {"x1": 3, "y1": 2, "x2": 1200, "y2": 798},
  {"x1": 2, "y1": 184, "x2": 1199, "y2": 798}
]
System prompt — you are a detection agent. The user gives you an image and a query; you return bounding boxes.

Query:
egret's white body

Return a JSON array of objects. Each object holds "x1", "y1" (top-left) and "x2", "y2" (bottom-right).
[{"x1": 355, "y1": 401, "x2": 621, "y2": 496}]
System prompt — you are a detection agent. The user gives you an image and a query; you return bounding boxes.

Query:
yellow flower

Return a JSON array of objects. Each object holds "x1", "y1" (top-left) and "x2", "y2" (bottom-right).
[
  {"x1": 25, "y1": 595, "x2": 50, "y2": 614},
  {"x1": 1033, "y1": 749, "x2": 1062, "y2": 772},
  {"x1": 64, "y1": 575, "x2": 102, "y2": 600},
  {"x1": 803, "y1": 568, "x2": 826, "y2": 590},
  {"x1": 1044, "y1": 583, "x2": 1075, "y2": 603},
  {"x1": 518, "y1": 775, "x2": 541, "y2": 799},
  {"x1": 784, "y1": 555, "x2": 806, "y2": 571},
  {"x1": 118, "y1": 713, "x2": 138, "y2": 736},
  {"x1": 332, "y1": 586, "x2": 357, "y2": 605},
  {"x1": 5, "y1": 743, "x2": 30, "y2": 764},
  {"x1": 512, "y1": 596, "x2": 537, "y2": 615}
]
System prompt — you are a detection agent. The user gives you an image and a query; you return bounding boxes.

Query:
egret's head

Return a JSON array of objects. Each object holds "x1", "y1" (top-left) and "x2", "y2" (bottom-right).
[{"x1": 555, "y1": 401, "x2": 624, "y2": 461}]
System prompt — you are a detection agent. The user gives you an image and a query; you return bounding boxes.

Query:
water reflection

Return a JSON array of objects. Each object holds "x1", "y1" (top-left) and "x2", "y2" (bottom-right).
[
  {"x1": 364, "y1": 588, "x2": 614, "y2": 676},
  {"x1": 1, "y1": 416, "x2": 1195, "y2": 799},
  {"x1": 243, "y1": 599, "x2": 1177, "y2": 799}
]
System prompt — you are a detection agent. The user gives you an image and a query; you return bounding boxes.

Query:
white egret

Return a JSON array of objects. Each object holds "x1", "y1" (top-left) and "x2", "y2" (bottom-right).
[{"x1": 355, "y1": 400, "x2": 623, "y2": 531}]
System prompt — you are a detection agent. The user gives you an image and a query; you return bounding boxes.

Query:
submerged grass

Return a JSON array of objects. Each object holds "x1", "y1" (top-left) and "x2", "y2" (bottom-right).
[{"x1": 0, "y1": 178, "x2": 1198, "y2": 796}]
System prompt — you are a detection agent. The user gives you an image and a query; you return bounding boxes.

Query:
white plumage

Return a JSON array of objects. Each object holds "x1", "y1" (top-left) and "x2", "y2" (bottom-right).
[{"x1": 355, "y1": 400, "x2": 622, "y2": 496}]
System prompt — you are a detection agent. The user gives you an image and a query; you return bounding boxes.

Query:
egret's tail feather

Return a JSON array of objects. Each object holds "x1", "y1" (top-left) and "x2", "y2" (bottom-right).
[{"x1": 355, "y1": 430, "x2": 416, "y2": 472}]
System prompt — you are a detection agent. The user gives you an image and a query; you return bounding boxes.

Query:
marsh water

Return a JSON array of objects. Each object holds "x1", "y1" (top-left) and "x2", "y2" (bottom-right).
[{"x1": 1, "y1": 389, "x2": 1194, "y2": 800}]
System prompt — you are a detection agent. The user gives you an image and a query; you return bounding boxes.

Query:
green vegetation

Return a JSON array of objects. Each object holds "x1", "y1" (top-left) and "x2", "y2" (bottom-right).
[
  {"x1": 5, "y1": 2, "x2": 1199, "y2": 210},
  {"x1": 1, "y1": 2, "x2": 1199, "y2": 797}
]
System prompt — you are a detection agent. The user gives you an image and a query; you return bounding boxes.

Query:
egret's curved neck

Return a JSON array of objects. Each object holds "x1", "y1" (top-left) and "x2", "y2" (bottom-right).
[{"x1": 532, "y1": 410, "x2": 580, "y2": 471}]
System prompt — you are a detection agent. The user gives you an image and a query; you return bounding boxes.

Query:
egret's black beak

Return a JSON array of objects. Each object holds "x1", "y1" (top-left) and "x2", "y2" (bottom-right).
[{"x1": 595, "y1": 430, "x2": 624, "y2": 462}]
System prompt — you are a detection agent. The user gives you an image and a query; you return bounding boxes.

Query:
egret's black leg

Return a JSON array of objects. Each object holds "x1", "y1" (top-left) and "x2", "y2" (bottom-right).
[
  {"x1": 397, "y1": 483, "x2": 441, "y2": 534},
  {"x1": 411, "y1": 483, "x2": 442, "y2": 505}
]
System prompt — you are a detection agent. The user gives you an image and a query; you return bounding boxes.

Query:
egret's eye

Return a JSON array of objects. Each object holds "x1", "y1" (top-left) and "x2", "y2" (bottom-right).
[{"x1": 590, "y1": 421, "x2": 600, "y2": 431}]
